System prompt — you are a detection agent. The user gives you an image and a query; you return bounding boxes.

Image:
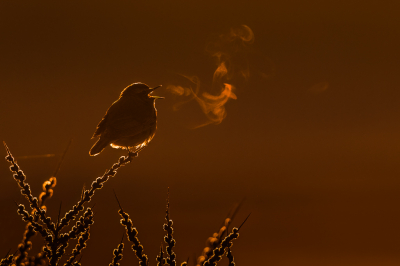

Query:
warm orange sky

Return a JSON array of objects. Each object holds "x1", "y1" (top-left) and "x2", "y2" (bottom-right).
[{"x1": 1, "y1": 1, "x2": 400, "y2": 265}]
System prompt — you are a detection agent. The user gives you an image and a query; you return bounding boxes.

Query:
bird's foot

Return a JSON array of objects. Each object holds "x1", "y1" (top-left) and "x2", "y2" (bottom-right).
[{"x1": 127, "y1": 148, "x2": 138, "y2": 158}]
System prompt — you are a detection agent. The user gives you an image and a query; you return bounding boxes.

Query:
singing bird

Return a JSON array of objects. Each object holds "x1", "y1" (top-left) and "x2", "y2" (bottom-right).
[{"x1": 89, "y1": 83, "x2": 163, "y2": 156}]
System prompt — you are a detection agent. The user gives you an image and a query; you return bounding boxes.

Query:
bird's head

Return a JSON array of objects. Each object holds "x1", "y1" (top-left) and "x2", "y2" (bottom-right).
[{"x1": 120, "y1": 82, "x2": 164, "y2": 99}]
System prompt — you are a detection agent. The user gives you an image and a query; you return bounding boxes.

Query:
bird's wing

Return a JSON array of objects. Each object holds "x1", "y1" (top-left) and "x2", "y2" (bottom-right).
[
  {"x1": 92, "y1": 115, "x2": 108, "y2": 138},
  {"x1": 92, "y1": 98, "x2": 122, "y2": 138}
]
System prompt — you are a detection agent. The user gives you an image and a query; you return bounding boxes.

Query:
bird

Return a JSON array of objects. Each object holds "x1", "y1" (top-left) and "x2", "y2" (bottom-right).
[{"x1": 89, "y1": 82, "x2": 164, "y2": 156}]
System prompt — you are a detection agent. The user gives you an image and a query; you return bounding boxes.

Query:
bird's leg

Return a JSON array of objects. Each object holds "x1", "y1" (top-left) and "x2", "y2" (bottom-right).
[
  {"x1": 126, "y1": 147, "x2": 132, "y2": 157},
  {"x1": 127, "y1": 147, "x2": 138, "y2": 158}
]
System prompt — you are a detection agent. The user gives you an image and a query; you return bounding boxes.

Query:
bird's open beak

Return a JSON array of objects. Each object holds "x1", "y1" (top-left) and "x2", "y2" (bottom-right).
[
  {"x1": 149, "y1": 85, "x2": 165, "y2": 99},
  {"x1": 151, "y1": 95, "x2": 165, "y2": 99},
  {"x1": 151, "y1": 85, "x2": 162, "y2": 91}
]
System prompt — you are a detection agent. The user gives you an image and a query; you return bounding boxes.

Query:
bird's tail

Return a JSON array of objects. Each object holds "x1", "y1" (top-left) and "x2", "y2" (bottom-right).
[{"x1": 89, "y1": 137, "x2": 109, "y2": 156}]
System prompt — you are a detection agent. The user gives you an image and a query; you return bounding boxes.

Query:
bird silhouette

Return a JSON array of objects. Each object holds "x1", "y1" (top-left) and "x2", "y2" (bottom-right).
[{"x1": 89, "y1": 82, "x2": 163, "y2": 156}]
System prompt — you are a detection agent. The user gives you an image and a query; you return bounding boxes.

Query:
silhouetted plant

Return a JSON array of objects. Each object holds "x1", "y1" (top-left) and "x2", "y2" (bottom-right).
[
  {"x1": 0, "y1": 250, "x2": 14, "y2": 266},
  {"x1": 196, "y1": 201, "x2": 242, "y2": 266},
  {"x1": 163, "y1": 191, "x2": 176, "y2": 266},
  {"x1": 114, "y1": 191, "x2": 148, "y2": 266},
  {"x1": 109, "y1": 235, "x2": 124, "y2": 266},
  {"x1": 3, "y1": 142, "x2": 245, "y2": 266}
]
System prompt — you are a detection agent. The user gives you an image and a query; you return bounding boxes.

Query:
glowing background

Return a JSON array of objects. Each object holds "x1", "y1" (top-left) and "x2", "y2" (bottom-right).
[{"x1": 1, "y1": 1, "x2": 400, "y2": 265}]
